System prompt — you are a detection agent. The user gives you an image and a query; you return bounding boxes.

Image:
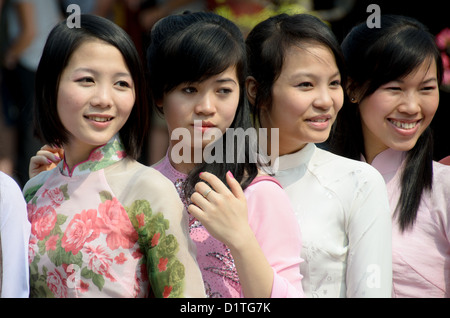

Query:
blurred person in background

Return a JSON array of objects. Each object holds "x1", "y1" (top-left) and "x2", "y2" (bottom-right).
[{"x1": 1, "y1": 0, "x2": 61, "y2": 186}]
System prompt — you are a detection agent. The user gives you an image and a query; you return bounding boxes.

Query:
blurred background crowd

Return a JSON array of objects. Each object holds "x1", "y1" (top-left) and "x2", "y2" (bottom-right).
[{"x1": 0, "y1": 0, "x2": 449, "y2": 188}]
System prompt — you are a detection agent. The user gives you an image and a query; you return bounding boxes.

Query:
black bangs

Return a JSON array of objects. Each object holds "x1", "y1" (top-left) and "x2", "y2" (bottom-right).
[
  {"x1": 147, "y1": 12, "x2": 246, "y2": 103},
  {"x1": 343, "y1": 15, "x2": 443, "y2": 98},
  {"x1": 164, "y1": 23, "x2": 243, "y2": 89}
]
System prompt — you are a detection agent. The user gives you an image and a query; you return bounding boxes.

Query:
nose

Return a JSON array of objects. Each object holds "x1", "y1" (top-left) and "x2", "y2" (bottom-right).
[
  {"x1": 398, "y1": 92, "x2": 421, "y2": 114},
  {"x1": 194, "y1": 92, "x2": 216, "y2": 116},
  {"x1": 91, "y1": 84, "x2": 113, "y2": 108},
  {"x1": 312, "y1": 86, "x2": 334, "y2": 110}
]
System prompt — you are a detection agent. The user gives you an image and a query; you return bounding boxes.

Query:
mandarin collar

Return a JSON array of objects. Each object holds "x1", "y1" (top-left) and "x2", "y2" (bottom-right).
[
  {"x1": 60, "y1": 135, "x2": 126, "y2": 177},
  {"x1": 362, "y1": 148, "x2": 406, "y2": 182},
  {"x1": 275, "y1": 143, "x2": 316, "y2": 171}
]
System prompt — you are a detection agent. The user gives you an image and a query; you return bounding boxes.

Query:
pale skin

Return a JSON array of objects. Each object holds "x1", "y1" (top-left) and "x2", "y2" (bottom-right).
[
  {"x1": 30, "y1": 40, "x2": 135, "y2": 174},
  {"x1": 30, "y1": 67, "x2": 275, "y2": 298},
  {"x1": 354, "y1": 58, "x2": 439, "y2": 164},
  {"x1": 246, "y1": 43, "x2": 344, "y2": 156}
]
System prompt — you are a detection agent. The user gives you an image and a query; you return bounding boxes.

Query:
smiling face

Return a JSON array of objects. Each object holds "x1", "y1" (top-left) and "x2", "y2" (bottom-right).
[
  {"x1": 358, "y1": 58, "x2": 439, "y2": 163},
  {"x1": 57, "y1": 40, "x2": 135, "y2": 166},
  {"x1": 262, "y1": 44, "x2": 344, "y2": 155},
  {"x1": 159, "y1": 66, "x2": 239, "y2": 155}
]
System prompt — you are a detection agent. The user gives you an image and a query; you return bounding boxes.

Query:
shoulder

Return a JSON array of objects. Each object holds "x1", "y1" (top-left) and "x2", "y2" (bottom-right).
[
  {"x1": 22, "y1": 169, "x2": 54, "y2": 202},
  {"x1": 244, "y1": 175, "x2": 292, "y2": 212},
  {"x1": 432, "y1": 161, "x2": 450, "y2": 198},
  {"x1": 312, "y1": 147, "x2": 385, "y2": 185},
  {"x1": 0, "y1": 172, "x2": 25, "y2": 204},
  {"x1": 245, "y1": 174, "x2": 284, "y2": 195},
  {"x1": 0, "y1": 171, "x2": 21, "y2": 192},
  {"x1": 124, "y1": 159, "x2": 176, "y2": 189},
  {"x1": 109, "y1": 158, "x2": 182, "y2": 205}
]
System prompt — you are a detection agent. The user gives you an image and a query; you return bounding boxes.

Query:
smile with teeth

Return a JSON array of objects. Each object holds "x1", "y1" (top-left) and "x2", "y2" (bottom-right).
[
  {"x1": 308, "y1": 118, "x2": 328, "y2": 122},
  {"x1": 388, "y1": 119, "x2": 420, "y2": 130},
  {"x1": 86, "y1": 116, "x2": 113, "y2": 122}
]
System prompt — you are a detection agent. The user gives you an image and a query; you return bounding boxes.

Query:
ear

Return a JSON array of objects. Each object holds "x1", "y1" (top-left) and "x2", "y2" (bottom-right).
[
  {"x1": 155, "y1": 98, "x2": 164, "y2": 108},
  {"x1": 345, "y1": 78, "x2": 359, "y2": 103},
  {"x1": 245, "y1": 76, "x2": 258, "y2": 105}
]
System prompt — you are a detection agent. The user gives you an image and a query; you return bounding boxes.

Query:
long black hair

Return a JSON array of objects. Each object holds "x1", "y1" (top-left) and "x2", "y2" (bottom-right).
[
  {"x1": 328, "y1": 15, "x2": 443, "y2": 232},
  {"x1": 146, "y1": 11, "x2": 258, "y2": 197}
]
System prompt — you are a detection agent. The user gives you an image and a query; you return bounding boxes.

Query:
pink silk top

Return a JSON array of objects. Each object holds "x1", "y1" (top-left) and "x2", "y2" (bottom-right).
[
  {"x1": 369, "y1": 148, "x2": 450, "y2": 297},
  {"x1": 153, "y1": 154, "x2": 304, "y2": 298}
]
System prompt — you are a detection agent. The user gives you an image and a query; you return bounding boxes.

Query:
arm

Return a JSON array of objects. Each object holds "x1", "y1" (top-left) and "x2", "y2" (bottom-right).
[
  {"x1": 4, "y1": 1, "x2": 35, "y2": 69},
  {"x1": 346, "y1": 169, "x2": 392, "y2": 297},
  {"x1": 0, "y1": 173, "x2": 31, "y2": 297},
  {"x1": 189, "y1": 172, "x2": 304, "y2": 298},
  {"x1": 122, "y1": 167, "x2": 206, "y2": 298},
  {"x1": 244, "y1": 177, "x2": 304, "y2": 298}
]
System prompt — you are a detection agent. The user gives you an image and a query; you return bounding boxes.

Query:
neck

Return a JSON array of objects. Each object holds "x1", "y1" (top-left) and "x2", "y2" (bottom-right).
[
  {"x1": 363, "y1": 143, "x2": 390, "y2": 164},
  {"x1": 63, "y1": 143, "x2": 97, "y2": 171},
  {"x1": 167, "y1": 144, "x2": 197, "y2": 175},
  {"x1": 259, "y1": 114, "x2": 306, "y2": 157}
]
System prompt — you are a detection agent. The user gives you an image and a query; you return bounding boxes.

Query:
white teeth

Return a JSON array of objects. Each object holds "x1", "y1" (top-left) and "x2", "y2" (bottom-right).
[
  {"x1": 310, "y1": 119, "x2": 327, "y2": 122},
  {"x1": 389, "y1": 119, "x2": 417, "y2": 129},
  {"x1": 88, "y1": 116, "x2": 112, "y2": 122}
]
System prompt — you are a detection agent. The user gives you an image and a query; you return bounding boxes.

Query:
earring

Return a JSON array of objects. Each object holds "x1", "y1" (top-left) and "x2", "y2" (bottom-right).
[{"x1": 351, "y1": 97, "x2": 356, "y2": 102}]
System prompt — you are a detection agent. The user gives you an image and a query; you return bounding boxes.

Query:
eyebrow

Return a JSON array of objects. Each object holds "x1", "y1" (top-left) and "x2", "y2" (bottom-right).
[
  {"x1": 290, "y1": 71, "x2": 341, "y2": 80},
  {"x1": 74, "y1": 67, "x2": 132, "y2": 78},
  {"x1": 216, "y1": 78, "x2": 238, "y2": 85}
]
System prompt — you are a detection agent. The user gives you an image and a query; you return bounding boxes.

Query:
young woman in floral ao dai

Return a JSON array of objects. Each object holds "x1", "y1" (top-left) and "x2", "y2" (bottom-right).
[{"x1": 23, "y1": 15, "x2": 205, "y2": 298}]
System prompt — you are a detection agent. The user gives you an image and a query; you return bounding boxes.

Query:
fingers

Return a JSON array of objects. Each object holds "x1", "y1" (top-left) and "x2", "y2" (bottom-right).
[
  {"x1": 199, "y1": 171, "x2": 230, "y2": 195},
  {"x1": 28, "y1": 145, "x2": 63, "y2": 178},
  {"x1": 39, "y1": 145, "x2": 64, "y2": 162},
  {"x1": 225, "y1": 171, "x2": 245, "y2": 201}
]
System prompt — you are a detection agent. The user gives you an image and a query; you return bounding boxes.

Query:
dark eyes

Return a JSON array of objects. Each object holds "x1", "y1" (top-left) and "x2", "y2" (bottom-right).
[
  {"x1": 182, "y1": 87, "x2": 233, "y2": 94},
  {"x1": 296, "y1": 80, "x2": 341, "y2": 88},
  {"x1": 75, "y1": 77, "x2": 131, "y2": 88}
]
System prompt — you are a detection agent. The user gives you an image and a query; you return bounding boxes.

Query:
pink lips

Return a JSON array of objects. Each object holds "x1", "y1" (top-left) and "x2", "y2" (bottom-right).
[
  {"x1": 84, "y1": 114, "x2": 114, "y2": 128},
  {"x1": 306, "y1": 115, "x2": 332, "y2": 130},
  {"x1": 387, "y1": 118, "x2": 422, "y2": 136},
  {"x1": 192, "y1": 121, "x2": 216, "y2": 132}
]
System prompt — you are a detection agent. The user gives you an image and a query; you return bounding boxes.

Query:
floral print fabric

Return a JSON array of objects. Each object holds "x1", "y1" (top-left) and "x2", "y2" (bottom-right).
[{"x1": 24, "y1": 136, "x2": 203, "y2": 298}]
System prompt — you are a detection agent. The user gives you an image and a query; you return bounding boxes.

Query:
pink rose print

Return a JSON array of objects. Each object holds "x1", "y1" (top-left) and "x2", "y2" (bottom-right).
[
  {"x1": 43, "y1": 187, "x2": 65, "y2": 207},
  {"x1": 47, "y1": 268, "x2": 68, "y2": 298},
  {"x1": 116, "y1": 150, "x2": 126, "y2": 159},
  {"x1": 97, "y1": 198, "x2": 138, "y2": 250},
  {"x1": 151, "y1": 232, "x2": 160, "y2": 247},
  {"x1": 29, "y1": 205, "x2": 57, "y2": 240},
  {"x1": 61, "y1": 209, "x2": 100, "y2": 255},
  {"x1": 163, "y1": 286, "x2": 172, "y2": 298},
  {"x1": 136, "y1": 213, "x2": 145, "y2": 228},
  {"x1": 158, "y1": 257, "x2": 168, "y2": 272},
  {"x1": 90, "y1": 150, "x2": 104, "y2": 162},
  {"x1": 114, "y1": 253, "x2": 127, "y2": 264},
  {"x1": 83, "y1": 245, "x2": 115, "y2": 282},
  {"x1": 79, "y1": 280, "x2": 89, "y2": 293},
  {"x1": 28, "y1": 237, "x2": 37, "y2": 263},
  {"x1": 46, "y1": 235, "x2": 59, "y2": 251}
]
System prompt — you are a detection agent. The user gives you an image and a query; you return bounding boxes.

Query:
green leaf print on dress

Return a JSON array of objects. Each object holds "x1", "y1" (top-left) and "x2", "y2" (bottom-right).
[{"x1": 126, "y1": 199, "x2": 185, "y2": 298}]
